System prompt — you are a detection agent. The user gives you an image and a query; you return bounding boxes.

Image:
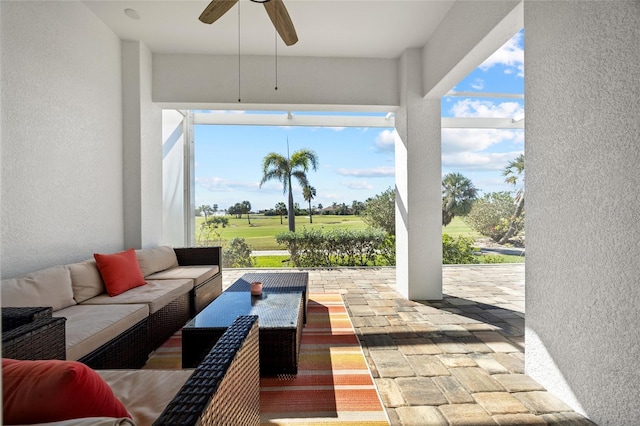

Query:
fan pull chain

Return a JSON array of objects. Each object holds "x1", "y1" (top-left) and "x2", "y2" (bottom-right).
[
  {"x1": 275, "y1": 28, "x2": 278, "y2": 91},
  {"x1": 237, "y1": 0, "x2": 241, "y2": 102}
]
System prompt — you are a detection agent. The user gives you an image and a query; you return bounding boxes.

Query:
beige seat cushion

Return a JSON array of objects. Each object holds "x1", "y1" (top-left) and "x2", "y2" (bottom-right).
[
  {"x1": 1, "y1": 266, "x2": 76, "y2": 312},
  {"x1": 97, "y1": 369, "x2": 193, "y2": 426},
  {"x1": 66, "y1": 259, "x2": 105, "y2": 303},
  {"x1": 79, "y1": 279, "x2": 192, "y2": 314},
  {"x1": 53, "y1": 304, "x2": 148, "y2": 361},
  {"x1": 145, "y1": 265, "x2": 219, "y2": 287},
  {"x1": 135, "y1": 246, "x2": 178, "y2": 277}
]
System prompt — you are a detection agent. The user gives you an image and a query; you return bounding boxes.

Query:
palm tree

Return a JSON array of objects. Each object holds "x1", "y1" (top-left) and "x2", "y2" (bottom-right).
[
  {"x1": 260, "y1": 148, "x2": 318, "y2": 232},
  {"x1": 303, "y1": 185, "x2": 316, "y2": 223},
  {"x1": 275, "y1": 202, "x2": 287, "y2": 225},
  {"x1": 498, "y1": 154, "x2": 525, "y2": 244},
  {"x1": 241, "y1": 200, "x2": 252, "y2": 225},
  {"x1": 442, "y1": 173, "x2": 478, "y2": 226}
]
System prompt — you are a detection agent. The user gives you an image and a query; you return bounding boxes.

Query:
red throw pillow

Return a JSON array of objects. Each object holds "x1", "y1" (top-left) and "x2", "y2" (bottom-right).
[
  {"x1": 2, "y1": 358, "x2": 131, "y2": 424},
  {"x1": 94, "y1": 248, "x2": 146, "y2": 296}
]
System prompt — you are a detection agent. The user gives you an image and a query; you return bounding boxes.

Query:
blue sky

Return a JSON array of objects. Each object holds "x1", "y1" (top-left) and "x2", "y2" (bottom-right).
[{"x1": 194, "y1": 29, "x2": 524, "y2": 212}]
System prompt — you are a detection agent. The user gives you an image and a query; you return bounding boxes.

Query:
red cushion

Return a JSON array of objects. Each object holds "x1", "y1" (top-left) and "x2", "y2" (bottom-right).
[
  {"x1": 94, "y1": 248, "x2": 146, "y2": 296},
  {"x1": 2, "y1": 358, "x2": 131, "y2": 424}
]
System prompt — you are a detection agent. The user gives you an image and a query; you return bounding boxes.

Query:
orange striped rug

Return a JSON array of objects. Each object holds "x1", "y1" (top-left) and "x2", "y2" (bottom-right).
[{"x1": 144, "y1": 293, "x2": 389, "y2": 425}]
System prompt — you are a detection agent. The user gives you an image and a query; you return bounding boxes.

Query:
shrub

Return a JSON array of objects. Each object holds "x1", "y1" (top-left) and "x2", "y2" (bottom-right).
[
  {"x1": 276, "y1": 227, "x2": 387, "y2": 267},
  {"x1": 442, "y1": 234, "x2": 476, "y2": 264},
  {"x1": 465, "y1": 192, "x2": 523, "y2": 242},
  {"x1": 362, "y1": 187, "x2": 395, "y2": 235},
  {"x1": 222, "y1": 237, "x2": 255, "y2": 268}
]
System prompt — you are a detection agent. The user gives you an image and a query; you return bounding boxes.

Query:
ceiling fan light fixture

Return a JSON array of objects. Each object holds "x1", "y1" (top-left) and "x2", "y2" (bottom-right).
[
  {"x1": 250, "y1": 0, "x2": 271, "y2": 3},
  {"x1": 124, "y1": 8, "x2": 140, "y2": 20}
]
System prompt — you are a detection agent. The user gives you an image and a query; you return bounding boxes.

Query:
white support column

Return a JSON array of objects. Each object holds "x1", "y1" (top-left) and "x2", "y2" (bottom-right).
[
  {"x1": 122, "y1": 40, "x2": 163, "y2": 249},
  {"x1": 395, "y1": 49, "x2": 443, "y2": 300}
]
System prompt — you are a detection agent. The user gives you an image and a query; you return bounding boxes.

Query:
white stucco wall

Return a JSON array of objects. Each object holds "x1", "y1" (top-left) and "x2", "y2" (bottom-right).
[
  {"x1": 525, "y1": 2, "x2": 640, "y2": 424},
  {"x1": 162, "y1": 110, "x2": 187, "y2": 247},
  {"x1": 122, "y1": 41, "x2": 163, "y2": 250},
  {"x1": 153, "y1": 54, "x2": 398, "y2": 110},
  {"x1": 0, "y1": 1, "x2": 123, "y2": 278}
]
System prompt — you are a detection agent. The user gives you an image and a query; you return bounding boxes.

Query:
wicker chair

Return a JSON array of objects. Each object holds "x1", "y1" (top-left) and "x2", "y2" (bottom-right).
[
  {"x1": 1, "y1": 307, "x2": 66, "y2": 360},
  {"x1": 153, "y1": 315, "x2": 260, "y2": 425}
]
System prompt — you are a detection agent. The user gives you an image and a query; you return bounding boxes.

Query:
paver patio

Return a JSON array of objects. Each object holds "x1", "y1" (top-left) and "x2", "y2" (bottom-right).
[{"x1": 223, "y1": 264, "x2": 595, "y2": 426}]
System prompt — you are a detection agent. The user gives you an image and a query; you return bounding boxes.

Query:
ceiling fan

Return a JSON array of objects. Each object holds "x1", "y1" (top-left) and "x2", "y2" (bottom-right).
[{"x1": 199, "y1": 0, "x2": 298, "y2": 46}]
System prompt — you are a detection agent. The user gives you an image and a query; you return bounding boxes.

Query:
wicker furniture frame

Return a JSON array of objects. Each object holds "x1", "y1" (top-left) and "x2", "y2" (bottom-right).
[
  {"x1": 154, "y1": 315, "x2": 260, "y2": 426},
  {"x1": 174, "y1": 247, "x2": 223, "y2": 316},
  {"x1": 78, "y1": 319, "x2": 149, "y2": 369},
  {"x1": 182, "y1": 291, "x2": 303, "y2": 375},
  {"x1": 227, "y1": 272, "x2": 309, "y2": 323},
  {"x1": 2, "y1": 307, "x2": 66, "y2": 360}
]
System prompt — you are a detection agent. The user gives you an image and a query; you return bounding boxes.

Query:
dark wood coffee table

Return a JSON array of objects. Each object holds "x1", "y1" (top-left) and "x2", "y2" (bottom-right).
[{"x1": 182, "y1": 290, "x2": 303, "y2": 375}]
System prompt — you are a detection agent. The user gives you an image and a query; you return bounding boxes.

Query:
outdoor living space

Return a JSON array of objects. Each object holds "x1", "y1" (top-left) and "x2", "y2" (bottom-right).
[{"x1": 220, "y1": 265, "x2": 594, "y2": 426}]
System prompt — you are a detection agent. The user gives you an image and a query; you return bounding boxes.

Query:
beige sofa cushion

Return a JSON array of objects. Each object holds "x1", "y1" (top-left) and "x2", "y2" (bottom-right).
[
  {"x1": 66, "y1": 259, "x2": 105, "y2": 303},
  {"x1": 79, "y1": 279, "x2": 192, "y2": 314},
  {"x1": 135, "y1": 247, "x2": 178, "y2": 277},
  {"x1": 1, "y1": 266, "x2": 76, "y2": 312},
  {"x1": 145, "y1": 265, "x2": 219, "y2": 287},
  {"x1": 53, "y1": 304, "x2": 148, "y2": 361},
  {"x1": 97, "y1": 369, "x2": 193, "y2": 426}
]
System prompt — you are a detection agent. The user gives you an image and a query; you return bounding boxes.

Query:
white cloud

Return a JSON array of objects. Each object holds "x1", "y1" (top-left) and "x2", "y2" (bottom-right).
[
  {"x1": 450, "y1": 99, "x2": 524, "y2": 118},
  {"x1": 479, "y1": 31, "x2": 524, "y2": 77},
  {"x1": 471, "y1": 78, "x2": 485, "y2": 90},
  {"x1": 195, "y1": 176, "x2": 265, "y2": 192},
  {"x1": 442, "y1": 128, "x2": 523, "y2": 154},
  {"x1": 336, "y1": 166, "x2": 395, "y2": 177},
  {"x1": 443, "y1": 150, "x2": 523, "y2": 172},
  {"x1": 374, "y1": 129, "x2": 396, "y2": 152},
  {"x1": 343, "y1": 180, "x2": 374, "y2": 190}
]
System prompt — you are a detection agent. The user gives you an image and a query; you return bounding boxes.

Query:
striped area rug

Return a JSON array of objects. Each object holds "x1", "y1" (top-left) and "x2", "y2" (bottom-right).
[{"x1": 144, "y1": 293, "x2": 389, "y2": 425}]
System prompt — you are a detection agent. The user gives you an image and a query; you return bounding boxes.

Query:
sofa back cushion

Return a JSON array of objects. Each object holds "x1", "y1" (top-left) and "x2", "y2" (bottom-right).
[
  {"x1": 67, "y1": 260, "x2": 106, "y2": 303},
  {"x1": 135, "y1": 246, "x2": 179, "y2": 277},
  {"x1": 1, "y1": 266, "x2": 76, "y2": 312}
]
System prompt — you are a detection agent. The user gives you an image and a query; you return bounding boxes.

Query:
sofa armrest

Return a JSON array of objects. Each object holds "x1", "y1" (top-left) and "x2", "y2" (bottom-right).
[
  {"x1": 153, "y1": 315, "x2": 259, "y2": 426},
  {"x1": 2, "y1": 306, "x2": 53, "y2": 333},
  {"x1": 2, "y1": 316, "x2": 66, "y2": 360},
  {"x1": 173, "y1": 247, "x2": 222, "y2": 269}
]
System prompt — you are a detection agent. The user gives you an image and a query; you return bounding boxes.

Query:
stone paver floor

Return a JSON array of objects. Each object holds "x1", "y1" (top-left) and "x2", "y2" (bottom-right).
[{"x1": 223, "y1": 265, "x2": 595, "y2": 426}]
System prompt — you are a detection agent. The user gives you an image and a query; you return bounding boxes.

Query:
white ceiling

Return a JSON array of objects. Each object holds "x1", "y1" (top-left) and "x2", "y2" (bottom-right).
[{"x1": 83, "y1": 0, "x2": 456, "y2": 58}]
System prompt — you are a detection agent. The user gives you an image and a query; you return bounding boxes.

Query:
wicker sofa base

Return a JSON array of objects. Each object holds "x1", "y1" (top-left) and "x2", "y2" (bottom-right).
[
  {"x1": 78, "y1": 318, "x2": 149, "y2": 369},
  {"x1": 192, "y1": 273, "x2": 222, "y2": 316},
  {"x1": 148, "y1": 292, "x2": 191, "y2": 351}
]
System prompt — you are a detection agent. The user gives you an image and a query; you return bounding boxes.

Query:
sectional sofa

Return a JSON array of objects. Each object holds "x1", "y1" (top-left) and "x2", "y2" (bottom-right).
[{"x1": 1, "y1": 246, "x2": 222, "y2": 369}]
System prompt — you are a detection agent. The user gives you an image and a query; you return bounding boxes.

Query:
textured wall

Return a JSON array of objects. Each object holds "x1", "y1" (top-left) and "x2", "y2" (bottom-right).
[
  {"x1": 525, "y1": 2, "x2": 640, "y2": 424},
  {"x1": 153, "y1": 54, "x2": 399, "y2": 110},
  {"x1": 0, "y1": 2, "x2": 123, "y2": 277},
  {"x1": 122, "y1": 41, "x2": 163, "y2": 250},
  {"x1": 395, "y1": 49, "x2": 442, "y2": 300}
]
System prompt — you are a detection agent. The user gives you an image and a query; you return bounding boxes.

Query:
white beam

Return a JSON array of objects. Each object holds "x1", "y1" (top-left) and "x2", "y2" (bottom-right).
[
  {"x1": 442, "y1": 117, "x2": 524, "y2": 129},
  {"x1": 193, "y1": 112, "x2": 395, "y2": 128}
]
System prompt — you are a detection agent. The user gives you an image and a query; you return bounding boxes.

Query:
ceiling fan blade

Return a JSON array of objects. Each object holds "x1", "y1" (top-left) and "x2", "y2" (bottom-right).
[
  {"x1": 263, "y1": 0, "x2": 298, "y2": 46},
  {"x1": 199, "y1": 0, "x2": 239, "y2": 24}
]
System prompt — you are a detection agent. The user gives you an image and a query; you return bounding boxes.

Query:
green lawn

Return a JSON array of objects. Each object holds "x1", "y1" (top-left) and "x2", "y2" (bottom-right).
[
  {"x1": 441, "y1": 216, "x2": 481, "y2": 239},
  {"x1": 196, "y1": 214, "x2": 367, "y2": 250},
  {"x1": 196, "y1": 214, "x2": 483, "y2": 251}
]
